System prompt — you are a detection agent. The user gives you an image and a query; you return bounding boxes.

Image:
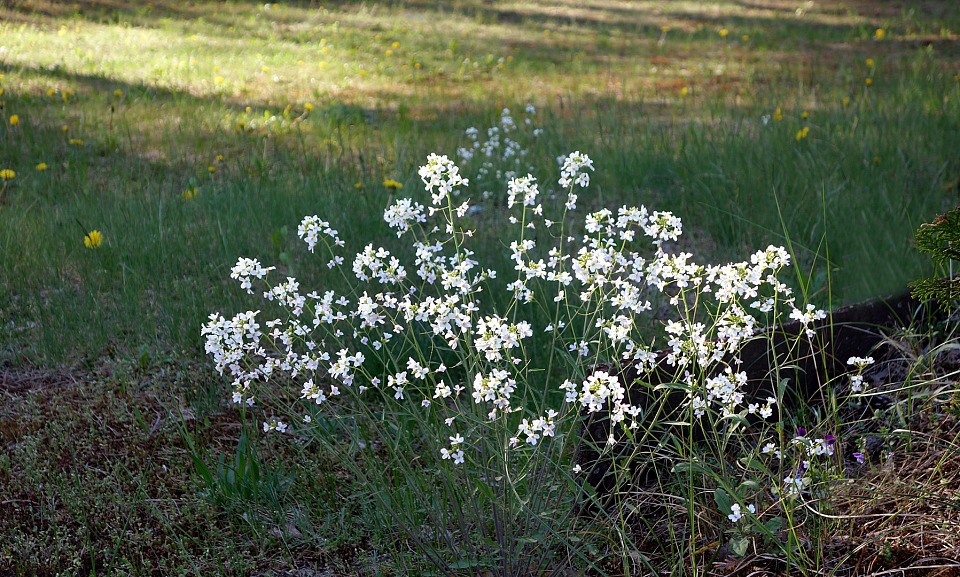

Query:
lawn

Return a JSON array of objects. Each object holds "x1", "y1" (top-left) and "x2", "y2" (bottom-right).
[{"x1": 1, "y1": 1, "x2": 960, "y2": 575}]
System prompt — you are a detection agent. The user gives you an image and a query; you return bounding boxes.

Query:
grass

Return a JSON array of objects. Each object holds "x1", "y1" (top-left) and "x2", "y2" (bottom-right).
[{"x1": 1, "y1": 0, "x2": 959, "y2": 574}]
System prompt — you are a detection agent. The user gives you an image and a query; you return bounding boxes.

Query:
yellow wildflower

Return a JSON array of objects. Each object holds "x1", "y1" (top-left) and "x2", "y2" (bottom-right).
[
  {"x1": 866, "y1": 58, "x2": 875, "y2": 68},
  {"x1": 680, "y1": 86, "x2": 688, "y2": 96},
  {"x1": 47, "y1": 88, "x2": 57, "y2": 97},
  {"x1": 801, "y1": 111, "x2": 809, "y2": 119},
  {"x1": 795, "y1": 126, "x2": 810, "y2": 141},
  {"x1": 354, "y1": 182, "x2": 363, "y2": 189},
  {"x1": 842, "y1": 96, "x2": 850, "y2": 107},
  {"x1": 392, "y1": 41, "x2": 400, "y2": 49},
  {"x1": 773, "y1": 107, "x2": 783, "y2": 122},
  {"x1": 383, "y1": 179, "x2": 403, "y2": 190},
  {"x1": 208, "y1": 165, "x2": 216, "y2": 174},
  {"x1": 69, "y1": 138, "x2": 84, "y2": 145},
  {"x1": 216, "y1": 154, "x2": 224, "y2": 162},
  {"x1": 0, "y1": 169, "x2": 14, "y2": 180},
  {"x1": 385, "y1": 49, "x2": 393, "y2": 57},
  {"x1": 36, "y1": 163, "x2": 48, "y2": 171},
  {"x1": 304, "y1": 102, "x2": 314, "y2": 111},
  {"x1": 874, "y1": 28, "x2": 885, "y2": 40},
  {"x1": 9, "y1": 114, "x2": 19, "y2": 126},
  {"x1": 719, "y1": 28, "x2": 729, "y2": 38},
  {"x1": 84, "y1": 230, "x2": 103, "y2": 249},
  {"x1": 865, "y1": 77, "x2": 873, "y2": 87},
  {"x1": 114, "y1": 89, "x2": 123, "y2": 97},
  {"x1": 183, "y1": 186, "x2": 198, "y2": 200}
]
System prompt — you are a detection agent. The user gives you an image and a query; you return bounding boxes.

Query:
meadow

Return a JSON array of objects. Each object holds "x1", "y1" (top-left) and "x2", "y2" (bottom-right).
[{"x1": 1, "y1": 1, "x2": 960, "y2": 575}]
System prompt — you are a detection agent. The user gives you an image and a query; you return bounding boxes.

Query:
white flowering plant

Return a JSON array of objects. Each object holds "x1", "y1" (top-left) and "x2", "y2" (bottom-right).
[
  {"x1": 204, "y1": 149, "x2": 861, "y2": 573},
  {"x1": 455, "y1": 105, "x2": 544, "y2": 205}
]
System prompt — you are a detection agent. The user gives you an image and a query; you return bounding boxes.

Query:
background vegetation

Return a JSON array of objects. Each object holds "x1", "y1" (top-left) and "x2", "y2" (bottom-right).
[{"x1": 1, "y1": 0, "x2": 958, "y2": 575}]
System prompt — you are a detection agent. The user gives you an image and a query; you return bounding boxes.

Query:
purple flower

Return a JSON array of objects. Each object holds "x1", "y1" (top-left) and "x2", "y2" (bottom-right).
[
  {"x1": 853, "y1": 452, "x2": 865, "y2": 464},
  {"x1": 797, "y1": 427, "x2": 806, "y2": 437},
  {"x1": 824, "y1": 434, "x2": 836, "y2": 446}
]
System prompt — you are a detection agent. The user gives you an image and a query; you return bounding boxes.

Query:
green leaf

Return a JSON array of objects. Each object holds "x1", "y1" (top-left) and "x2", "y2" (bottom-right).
[
  {"x1": 714, "y1": 487, "x2": 732, "y2": 514},
  {"x1": 730, "y1": 537, "x2": 749, "y2": 557},
  {"x1": 764, "y1": 517, "x2": 784, "y2": 534}
]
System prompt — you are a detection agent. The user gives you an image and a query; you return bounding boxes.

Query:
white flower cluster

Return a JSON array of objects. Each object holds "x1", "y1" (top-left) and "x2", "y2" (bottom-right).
[
  {"x1": 205, "y1": 150, "x2": 835, "y2": 480},
  {"x1": 298, "y1": 215, "x2": 344, "y2": 254},
  {"x1": 512, "y1": 409, "x2": 558, "y2": 446},
  {"x1": 384, "y1": 198, "x2": 426, "y2": 237},
  {"x1": 847, "y1": 355, "x2": 875, "y2": 392},
  {"x1": 727, "y1": 502, "x2": 756, "y2": 523},
  {"x1": 418, "y1": 153, "x2": 469, "y2": 205},
  {"x1": 457, "y1": 106, "x2": 539, "y2": 201},
  {"x1": 230, "y1": 258, "x2": 275, "y2": 294}
]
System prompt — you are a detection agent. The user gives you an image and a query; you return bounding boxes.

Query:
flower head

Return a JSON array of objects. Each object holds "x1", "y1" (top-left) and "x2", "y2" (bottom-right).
[
  {"x1": 383, "y1": 178, "x2": 403, "y2": 190},
  {"x1": 36, "y1": 163, "x2": 48, "y2": 171},
  {"x1": 9, "y1": 115, "x2": 19, "y2": 126},
  {"x1": 84, "y1": 230, "x2": 103, "y2": 249},
  {"x1": 0, "y1": 169, "x2": 14, "y2": 180}
]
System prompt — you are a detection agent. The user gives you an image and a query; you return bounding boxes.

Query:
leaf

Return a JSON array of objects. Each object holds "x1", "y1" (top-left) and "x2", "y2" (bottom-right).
[
  {"x1": 714, "y1": 487, "x2": 732, "y2": 514},
  {"x1": 764, "y1": 517, "x2": 784, "y2": 534},
  {"x1": 730, "y1": 537, "x2": 750, "y2": 557}
]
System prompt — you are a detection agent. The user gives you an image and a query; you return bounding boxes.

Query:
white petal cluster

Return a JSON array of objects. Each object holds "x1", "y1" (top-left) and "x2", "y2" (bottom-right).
[{"x1": 419, "y1": 153, "x2": 469, "y2": 205}]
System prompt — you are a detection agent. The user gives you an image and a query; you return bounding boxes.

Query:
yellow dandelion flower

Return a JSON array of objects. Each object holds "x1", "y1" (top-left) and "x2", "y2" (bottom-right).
[
  {"x1": 391, "y1": 41, "x2": 400, "y2": 49},
  {"x1": 842, "y1": 96, "x2": 850, "y2": 107},
  {"x1": 114, "y1": 89, "x2": 123, "y2": 97},
  {"x1": 801, "y1": 111, "x2": 809, "y2": 119},
  {"x1": 795, "y1": 126, "x2": 810, "y2": 141},
  {"x1": 36, "y1": 163, "x2": 47, "y2": 171},
  {"x1": 62, "y1": 125, "x2": 69, "y2": 133},
  {"x1": 47, "y1": 88, "x2": 57, "y2": 97},
  {"x1": 261, "y1": 65, "x2": 270, "y2": 73},
  {"x1": 383, "y1": 179, "x2": 403, "y2": 190},
  {"x1": 866, "y1": 58, "x2": 875, "y2": 68},
  {"x1": 208, "y1": 165, "x2": 216, "y2": 174},
  {"x1": 874, "y1": 28, "x2": 885, "y2": 40},
  {"x1": 385, "y1": 49, "x2": 394, "y2": 56},
  {"x1": 0, "y1": 169, "x2": 14, "y2": 180},
  {"x1": 865, "y1": 77, "x2": 873, "y2": 86},
  {"x1": 719, "y1": 28, "x2": 729, "y2": 38},
  {"x1": 354, "y1": 182, "x2": 363, "y2": 189},
  {"x1": 773, "y1": 107, "x2": 783, "y2": 122},
  {"x1": 84, "y1": 230, "x2": 103, "y2": 249},
  {"x1": 9, "y1": 114, "x2": 19, "y2": 126},
  {"x1": 216, "y1": 154, "x2": 224, "y2": 162},
  {"x1": 680, "y1": 86, "x2": 688, "y2": 96},
  {"x1": 304, "y1": 102, "x2": 314, "y2": 111},
  {"x1": 742, "y1": 34, "x2": 749, "y2": 43},
  {"x1": 183, "y1": 186, "x2": 198, "y2": 200},
  {"x1": 661, "y1": 25, "x2": 670, "y2": 33},
  {"x1": 69, "y1": 138, "x2": 84, "y2": 145}
]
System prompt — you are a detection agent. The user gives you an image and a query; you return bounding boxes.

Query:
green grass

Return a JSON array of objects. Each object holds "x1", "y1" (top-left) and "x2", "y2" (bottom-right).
[
  {"x1": 1, "y1": 1, "x2": 960, "y2": 574},
  {"x1": 2, "y1": 0, "x2": 958, "y2": 365}
]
